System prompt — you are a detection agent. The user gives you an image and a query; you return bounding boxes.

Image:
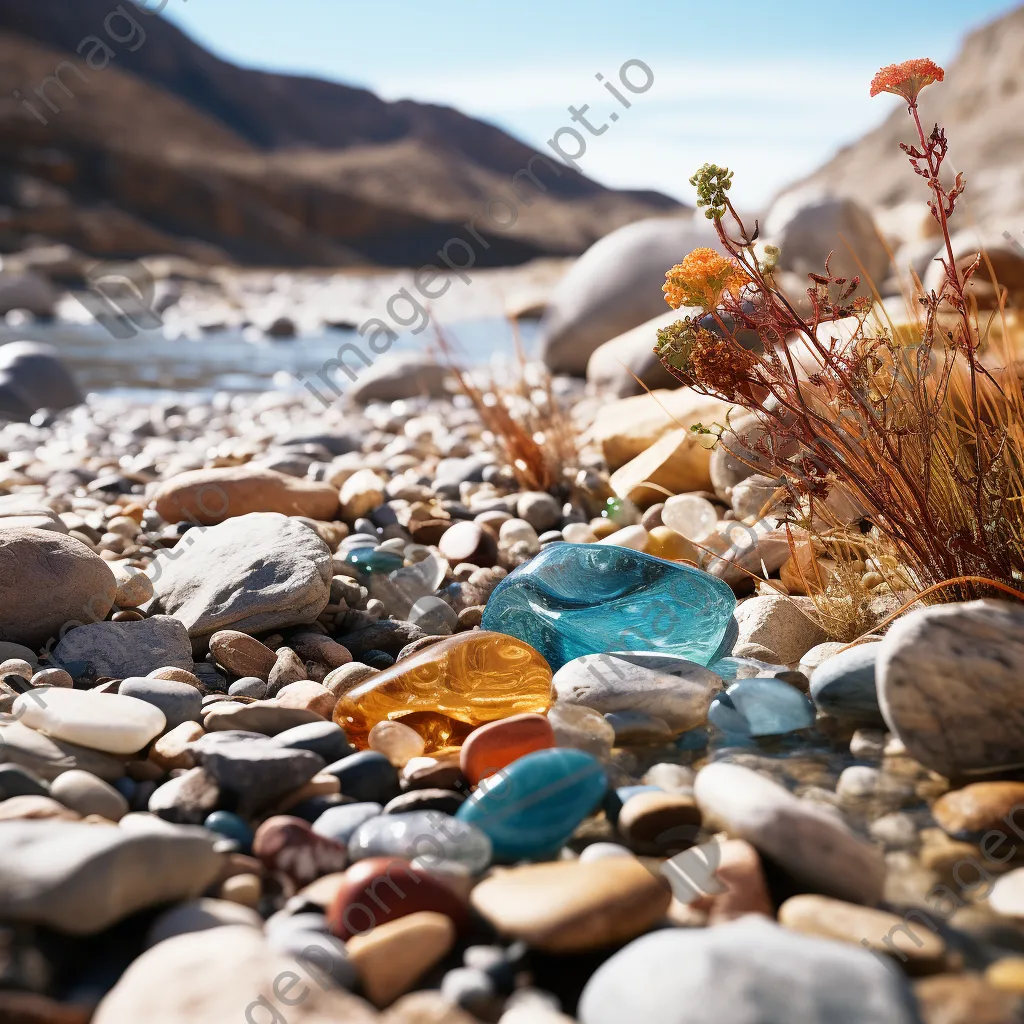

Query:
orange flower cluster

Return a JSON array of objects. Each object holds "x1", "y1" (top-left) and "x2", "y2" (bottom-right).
[
  {"x1": 663, "y1": 247, "x2": 748, "y2": 310},
  {"x1": 870, "y1": 59, "x2": 944, "y2": 105}
]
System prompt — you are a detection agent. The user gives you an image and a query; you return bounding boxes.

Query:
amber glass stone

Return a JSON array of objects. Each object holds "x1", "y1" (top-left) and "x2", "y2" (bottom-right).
[{"x1": 334, "y1": 630, "x2": 553, "y2": 752}]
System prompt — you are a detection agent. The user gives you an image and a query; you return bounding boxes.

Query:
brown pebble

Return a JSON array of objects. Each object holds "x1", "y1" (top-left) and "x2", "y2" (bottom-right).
[
  {"x1": 641, "y1": 503, "x2": 665, "y2": 529},
  {"x1": 410, "y1": 519, "x2": 452, "y2": 546},
  {"x1": 617, "y1": 791, "x2": 702, "y2": 855},
  {"x1": 111, "y1": 610, "x2": 145, "y2": 622},
  {"x1": 31, "y1": 668, "x2": 73, "y2": 688},
  {"x1": 438, "y1": 521, "x2": 498, "y2": 568},
  {"x1": 149, "y1": 666, "x2": 206, "y2": 690},
  {"x1": 150, "y1": 721, "x2": 204, "y2": 772},
  {"x1": 266, "y1": 647, "x2": 308, "y2": 696},
  {"x1": 324, "y1": 662, "x2": 380, "y2": 696},
  {"x1": 209, "y1": 630, "x2": 277, "y2": 680},
  {"x1": 932, "y1": 782, "x2": 1024, "y2": 837},
  {"x1": 470, "y1": 858, "x2": 671, "y2": 953},
  {"x1": 347, "y1": 911, "x2": 455, "y2": 1008},
  {"x1": 0, "y1": 659, "x2": 33, "y2": 680},
  {"x1": 779, "y1": 893, "x2": 946, "y2": 974},
  {"x1": 218, "y1": 872, "x2": 262, "y2": 908},
  {"x1": 0, "y1": 795, "x2": 81, "y2": 821},
  {"x1": 456, "y1": 606, "x2": 484, "y2": 630}
]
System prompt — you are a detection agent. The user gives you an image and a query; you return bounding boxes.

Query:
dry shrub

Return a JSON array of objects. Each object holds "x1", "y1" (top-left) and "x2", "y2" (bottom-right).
[
  {"x1": 657, "y1": 60, "x2": 1024, "y2": 609},
  {"x1": 436, "y1": 320, "x2": 588, "y2": 500}
]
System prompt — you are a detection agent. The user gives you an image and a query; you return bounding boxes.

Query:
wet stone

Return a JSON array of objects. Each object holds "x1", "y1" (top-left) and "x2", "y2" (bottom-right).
[
  {"x1": 456, "y1": 748, "x2": 607, "y2": 862},
  {"x1": 334, "y1": 631, "x2": 552, "y2": 752},
  {"x1": 482, "y1": 543, "x2": 735, "y2": 670},
  {"x1": 348, "y1": 810, "x2": 492, "y2": 873},
  {"x1": 707, "y1": 677, "x2": 816, "y2": 738}
]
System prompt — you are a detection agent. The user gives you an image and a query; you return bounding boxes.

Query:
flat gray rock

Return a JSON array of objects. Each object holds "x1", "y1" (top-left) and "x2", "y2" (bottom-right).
[
  {"x1": 552, "y1": 652, "x2": 722, "y2": 733},
  {"x1": 877, "y1": 600, "x2": 1024, "y2": 777},
  {"x1": 196, "y1": 739, "x2": 324, "y2": 815},
  {"x1": 579, "y1": 916, "x2": 921, "y2": 1024},
  {"x1": 53, "y1": 616, "x2": 193, "y2": 679},
  {"x1": 149, "y1": 512, "x2": 332, "y2": 640},
  {"x1": 694, "y1": 761, "x2": 885, "y2": 905},
  {"x1": 0, "y1": 820, "x2": 222, "y2": 934},
  {"x1": 0, "y1": 528, "x2": 116, "y2": 649}
]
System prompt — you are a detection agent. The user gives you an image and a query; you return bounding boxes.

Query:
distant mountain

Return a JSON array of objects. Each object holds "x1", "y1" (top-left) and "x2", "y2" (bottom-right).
[
  {"x1": 779, "y1": 5, "x2": 1024, "y2": 232},
  {"x1": 0, "y1": 0, "x2": 680, "y2": 266}
]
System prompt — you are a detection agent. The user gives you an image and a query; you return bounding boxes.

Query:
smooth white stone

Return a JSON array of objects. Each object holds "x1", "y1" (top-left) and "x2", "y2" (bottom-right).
[
  {"x1": 661, "y1": 494, "x2": 717, "y2": 542},
  {"x1": 14, "y1": 687, "x2": 166, "y2": 755}
]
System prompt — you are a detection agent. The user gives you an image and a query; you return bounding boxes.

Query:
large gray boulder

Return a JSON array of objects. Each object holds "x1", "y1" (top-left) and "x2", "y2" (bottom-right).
[
  {"x1": 586, "y1": 309, "x2": 683, "y2": 396},
  {"x1": 764, "y1": 195, "x2": 890, "y2": 289},
  {"x1": 539, "y1": 216, "x2": 723, "y2": 375},
  {"x1": 0, "y1": 528, "x2": 116, "y2": 649},
  {"x1": 0, "y1": 340, "x2": 83, "y2": 421},
  {"x1": 148, "y1": 513, "x2": 333, "y2": 642}
]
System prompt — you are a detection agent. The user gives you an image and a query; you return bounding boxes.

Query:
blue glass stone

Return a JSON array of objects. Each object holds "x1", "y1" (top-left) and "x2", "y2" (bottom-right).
[
  {"x1": 456, "y1": 748, "x2": 607, "y2": 861},
  {"x1": 708, "y1": 677, "x2": 816, "y2": 738},
  {"x1": 204, "y1": 810, "x2": 254, "y2": 851},
  {"x1": 480, "y1": 543, "x2": 736, "y2": 671},
  {"x1": 344, "y1": 548, "x2": 405, "y2": 576}
]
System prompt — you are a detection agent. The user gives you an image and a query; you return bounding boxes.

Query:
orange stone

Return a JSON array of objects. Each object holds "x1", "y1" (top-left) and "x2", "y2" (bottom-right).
[
  {"x1": 334, "y1": 631, "x2": 553, "y2": 752},
  {"x1": 460, "y1": 713, "x2": 556, "y2": 785}
]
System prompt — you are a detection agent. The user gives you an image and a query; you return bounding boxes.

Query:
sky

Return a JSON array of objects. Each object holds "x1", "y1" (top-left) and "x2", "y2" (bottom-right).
[{"x1": 162, "y1": 0, "x2": 1019, "y2": 209}]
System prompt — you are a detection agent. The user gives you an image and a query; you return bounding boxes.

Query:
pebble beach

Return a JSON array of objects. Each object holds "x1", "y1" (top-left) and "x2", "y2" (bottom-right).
[{"x1": 1, "y1": 339, "x2": 1023, "y2": 1024}]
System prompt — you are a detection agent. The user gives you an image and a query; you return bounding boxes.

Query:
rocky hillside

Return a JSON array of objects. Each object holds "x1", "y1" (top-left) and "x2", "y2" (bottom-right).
[
  {"x1": 778, "y1": 5, "x2": 1024, "y2": 233},
  {"x1": 0, "y1": 0, "x2": 679, "y2": 266}
]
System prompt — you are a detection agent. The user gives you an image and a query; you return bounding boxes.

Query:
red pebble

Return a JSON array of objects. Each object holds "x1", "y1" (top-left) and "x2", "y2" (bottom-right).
[
  {"x1": 327, "y1": 857, "x2": 470, "y2": 939},
  {"x1": 459, "y1": 713, "x2": 555, "y2": 786},
  {"x1": 253, "y1": 815, "x2": 348, "y2": 887}
]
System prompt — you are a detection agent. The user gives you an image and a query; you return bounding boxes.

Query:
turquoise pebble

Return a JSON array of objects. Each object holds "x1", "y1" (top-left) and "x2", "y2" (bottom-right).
[
  {"x1": 204, "y1": 810, "x2": 254, "y2": 851},
  {"x1": 480, "y1": 543, "x2": 735, "y2": 670},
  {"x1": 708, "y1": 677, "x2": 816, "y2": 737},
  {"x1": 344, "y1": 548, "x2": 405, "y2": 575},
  {"x1": 456, "y1": 748, "x2": 607, "y2": 861}
]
